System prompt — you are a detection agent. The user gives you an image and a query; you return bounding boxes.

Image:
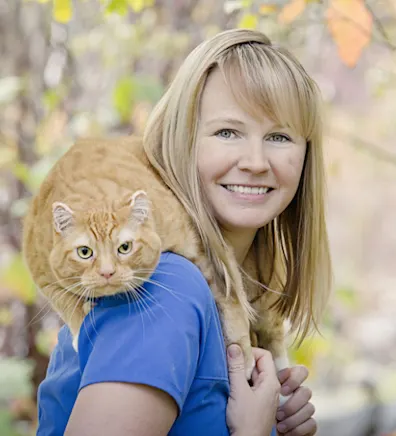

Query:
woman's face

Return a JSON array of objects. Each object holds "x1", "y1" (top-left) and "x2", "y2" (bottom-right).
[{"x1": 196, "y1": 69, "x2": 307, "y2": 234}]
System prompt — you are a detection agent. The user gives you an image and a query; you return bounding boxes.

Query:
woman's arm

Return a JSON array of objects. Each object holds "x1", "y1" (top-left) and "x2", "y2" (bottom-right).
[{"x1": 65, "y1": 382, "x2": 177, "y2": 436}]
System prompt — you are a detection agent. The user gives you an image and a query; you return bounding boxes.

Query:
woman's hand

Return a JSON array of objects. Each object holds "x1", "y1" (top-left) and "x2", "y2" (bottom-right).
[
  {"x1": 275, "y1": 366, "x2": 317, "y2": 435},
  {"x1": 226, "y1": 345, "x2": 280, "y2": 436}
]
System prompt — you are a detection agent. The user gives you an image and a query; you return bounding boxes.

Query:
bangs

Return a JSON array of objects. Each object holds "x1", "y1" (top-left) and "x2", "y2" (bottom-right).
[{"x1": 217, "y1": 43, "x2": 320, "y2": 141}]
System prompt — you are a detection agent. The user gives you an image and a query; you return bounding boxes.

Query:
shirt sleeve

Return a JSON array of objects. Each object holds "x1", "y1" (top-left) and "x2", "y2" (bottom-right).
[{"x1": 77, "y1": 252, "x2": 214, "y2": 412}]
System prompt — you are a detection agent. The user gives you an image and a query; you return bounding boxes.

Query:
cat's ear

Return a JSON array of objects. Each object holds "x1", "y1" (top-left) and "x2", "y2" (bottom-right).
[
  {"x1": 52, "y1": 202, "x2": 75, "y2": 235},
  {"x1": 129, "y1": 190, "x2": 150, "y2": 224}
]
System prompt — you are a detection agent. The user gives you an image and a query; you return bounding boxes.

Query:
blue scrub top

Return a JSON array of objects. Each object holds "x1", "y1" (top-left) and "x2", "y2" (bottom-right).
[{"x1": 36, "y1": 252, "x2": 276, "y2": 436}]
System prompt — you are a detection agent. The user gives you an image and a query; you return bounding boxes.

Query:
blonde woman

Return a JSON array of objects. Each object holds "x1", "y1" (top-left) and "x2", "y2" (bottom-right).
[{"x1": 37, "y1": 29, "x2": 330, "y2": 436}]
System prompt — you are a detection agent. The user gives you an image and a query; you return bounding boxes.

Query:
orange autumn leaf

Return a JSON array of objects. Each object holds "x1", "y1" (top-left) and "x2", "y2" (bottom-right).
[
  {"x1": 278, "y1": 0, "x2": 306, "y2": 24},
  {"x1": 326, "y1": 0, "x2": 373, "y2": 67},
  {"x1": 259, "y1": 4, "x2": 278, "y2": 15}
]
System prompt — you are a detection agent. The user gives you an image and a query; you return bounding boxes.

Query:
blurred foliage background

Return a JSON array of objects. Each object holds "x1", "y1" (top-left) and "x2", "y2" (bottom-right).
[{"x1": 0, "y1": 0, "x2": 396, "y2": 434}]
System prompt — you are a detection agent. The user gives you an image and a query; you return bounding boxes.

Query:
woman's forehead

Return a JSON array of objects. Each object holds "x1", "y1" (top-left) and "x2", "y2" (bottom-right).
[{"x1": 199, "y1": 67, "x2": 301, "y2": 134}]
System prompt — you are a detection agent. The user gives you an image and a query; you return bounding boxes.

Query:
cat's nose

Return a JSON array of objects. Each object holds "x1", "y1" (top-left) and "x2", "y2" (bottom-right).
[{"x1": 100, "y1": 270, "x2": 115, "y2": 280}]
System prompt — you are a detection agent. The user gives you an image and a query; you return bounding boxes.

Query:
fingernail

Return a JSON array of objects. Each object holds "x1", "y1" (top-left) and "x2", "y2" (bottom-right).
[
  {"x1": 277, "y1": 423, "x2": 287, "y2": 433},
  {"x1": 281, "y1": 386, "x2": 291, "y2": 396},
  {"x1": 276, "y1": 411, "x2": 285, "y2": 421},
  {"x1": 227, "y1": 345, "x2": 241, "y2": 358}
]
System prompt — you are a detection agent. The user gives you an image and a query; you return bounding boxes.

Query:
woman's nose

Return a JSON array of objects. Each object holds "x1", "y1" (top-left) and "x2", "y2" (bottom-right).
[{"x1": 237, "y1": 140, "x2": 271, "y2": 174}]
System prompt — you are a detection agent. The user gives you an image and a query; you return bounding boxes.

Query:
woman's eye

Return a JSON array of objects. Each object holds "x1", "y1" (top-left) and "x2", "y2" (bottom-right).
[
  {"x1": 215, "y1": 129, "x2": 237, "y2": 140},
  {"x1": 268, "y1": 133, "x2": 290, "y2": 143},
  {"x1": 77, "y1": 246, "x2": 93, "y2": 259},
  {"x1": 118, "y1": 242, "x2": 133, "y2": 254}
]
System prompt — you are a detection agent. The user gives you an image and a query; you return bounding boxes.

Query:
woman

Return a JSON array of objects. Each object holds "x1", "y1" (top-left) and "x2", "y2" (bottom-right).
[{"x1": 37, "y1": 28, "x2": 330, "y2": 436}]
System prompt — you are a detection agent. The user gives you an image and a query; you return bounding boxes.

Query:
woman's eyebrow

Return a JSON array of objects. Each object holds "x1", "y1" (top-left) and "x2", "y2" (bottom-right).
[{"x1": 205, "y1": 117, "x2": 246, "y2": 128}]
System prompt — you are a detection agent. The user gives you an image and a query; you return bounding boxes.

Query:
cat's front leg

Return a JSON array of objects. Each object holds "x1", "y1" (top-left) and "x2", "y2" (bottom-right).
[
  {"x1": 45, "y1": 288, "x2": 86, "y2": 352},
  {"x1": 253, "y1": 315, "x2": 291, "y2": 406},
  {"x1": 216, "y1": 294, "x2": 254, "y2": 380}
]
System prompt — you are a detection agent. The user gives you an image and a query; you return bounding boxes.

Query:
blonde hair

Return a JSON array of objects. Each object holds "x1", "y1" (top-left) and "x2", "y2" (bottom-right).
[{"x1": 143, "y1": 28, "x2": 333, "y2": 341}]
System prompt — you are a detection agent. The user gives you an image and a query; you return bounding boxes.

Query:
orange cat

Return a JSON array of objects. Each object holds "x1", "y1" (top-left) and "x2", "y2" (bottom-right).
[
  {"x1": 23, "y1": 136, "x2": 290, "y2": 381},
  {"x1": 22, "y1": 137, "x2": 260, "y2": 369}
]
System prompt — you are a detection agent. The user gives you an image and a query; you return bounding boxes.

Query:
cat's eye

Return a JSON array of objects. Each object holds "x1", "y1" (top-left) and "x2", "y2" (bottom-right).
[
  {"x1": 118, "y1": 241, "x2": 133, "y2": 255},
  {"x1": 77, "y1": 246, "x2": 93, "y2": 259}
]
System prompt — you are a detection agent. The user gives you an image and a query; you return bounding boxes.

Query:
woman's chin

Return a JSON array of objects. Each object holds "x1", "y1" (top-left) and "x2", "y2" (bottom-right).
[{"x1": 220, "y1": 215, "x2": 274, "y2": 233}]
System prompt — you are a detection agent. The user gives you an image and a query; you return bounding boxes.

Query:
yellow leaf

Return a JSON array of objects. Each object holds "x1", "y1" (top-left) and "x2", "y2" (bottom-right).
[
  {"x1": 127, "y1": 0, "x2": 154, "y2": 12},
  {"x1": 0, "y1": 254, "x2": 37, "y2": 305},
  {"x1": 326, "y1": 0, "x2": 373, "y2": 67},
  {"x1": 238, "y1": 13, "x2": 258, "y2": 29},
  {"x1": 241, "y1": 0, "x2": 253, "y2": 7},
  {"x1": 12, "y1": 162, "x2": 31, "y2": 186},
  {"x1": 278, "y1": 0, "x2": 306, "y2": 24},
  {"x1": 259, "y1": 4, "x2": 278, "y2": 14},
  {"x1": 53, "y1": 0, "x2": 73, "y2": 23}
]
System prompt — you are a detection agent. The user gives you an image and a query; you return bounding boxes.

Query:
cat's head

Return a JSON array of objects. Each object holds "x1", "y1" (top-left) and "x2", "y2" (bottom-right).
[{"x1": 49, "y1": 190, "x2": 161, "y2": 297}]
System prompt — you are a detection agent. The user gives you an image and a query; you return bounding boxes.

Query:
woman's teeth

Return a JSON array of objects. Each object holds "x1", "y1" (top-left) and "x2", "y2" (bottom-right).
[{"x1": 224, "y1": 185, "x2": 270, "y2": 194}]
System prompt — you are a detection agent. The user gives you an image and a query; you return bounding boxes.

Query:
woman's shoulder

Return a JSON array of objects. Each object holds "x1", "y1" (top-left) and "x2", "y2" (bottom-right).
[
  {"x1": 80, "y1": 251, "x2": 217, "y2": 346},
  {"x1": 94, "y1": 251, "x2": 215, "y2": 314},
  {"x1": 158, "y1": 251, "x2": 213, "y2": 293}
]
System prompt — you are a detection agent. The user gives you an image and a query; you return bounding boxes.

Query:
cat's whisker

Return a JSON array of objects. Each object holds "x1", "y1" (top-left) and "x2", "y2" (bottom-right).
[
  {"x1": 124, "y1": 282, "x2": 157, "y2": 323},
  {"x1": 41, "y1": 276, "x2": 84, "y2": 292},
  {"x1": 132, "y1": 276, "x2": 183, "y2": 302},
  {"x1": 26, "y1": 299, "x2": 58, "y2": 328},
  {"x1": 123, "y1": 288, "x2": 134, "y2": 316},
  {"x1": 134, "y1": 283, "x2": 175, "y2": 325},
  {"x1": 133, "y1": 268, "x2": 178, "y2": 278},
  {"x1": 83, "y1": 288, "x2": 98, "y2": 348},
  {"x1": 128, "y1": 288, "x2": 148, "y2": 339},
  {"x1": 66, "y1": 286, "x2": 90, "y2": 329},
  {"x1": 133, "y1": 285, "x2": 158, "y2": 325}
]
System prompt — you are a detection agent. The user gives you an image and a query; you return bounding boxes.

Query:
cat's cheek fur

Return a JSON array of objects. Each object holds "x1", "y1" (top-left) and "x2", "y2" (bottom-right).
[{"x1": 49, "y1": 246, "x2": 87, "y2": 289}]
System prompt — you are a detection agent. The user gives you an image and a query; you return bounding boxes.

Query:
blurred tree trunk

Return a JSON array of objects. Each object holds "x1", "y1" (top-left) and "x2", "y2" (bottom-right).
[{"x1": 0, "y1": 0, "x2": 53, "y2": 419}]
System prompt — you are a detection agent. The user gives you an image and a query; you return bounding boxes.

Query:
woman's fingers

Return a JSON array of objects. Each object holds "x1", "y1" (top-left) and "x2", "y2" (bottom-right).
[
  {"x1": 276, "y1": 404, "x2": 316, "y2": 435},
  {"x1": 277, "y1": 386, "x2": 312, "y2": 419},
  {"x1": 278, "y1": 365, "x2": 309, "y2": 396}
]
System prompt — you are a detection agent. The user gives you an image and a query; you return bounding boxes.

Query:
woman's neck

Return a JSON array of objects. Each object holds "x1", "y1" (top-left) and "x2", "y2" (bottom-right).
[{"x1": 221, "y1": 228, "x2": 257, "y2": 265}]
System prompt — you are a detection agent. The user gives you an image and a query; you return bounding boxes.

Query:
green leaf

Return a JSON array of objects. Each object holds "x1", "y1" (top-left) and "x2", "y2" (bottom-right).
[
  {"x1": 105, "y1": 0, "x2": 129, "y2": 15},
  {"x1": 0, "y1": 254, "x2": 37, "y2": 305},
  {"x1": 131, "y1": 76, "x2": 164, "y2": 103},
  {"x1": 53, "y1": 0, "x2": 73, "y2": 23},
  {"x1": 11, "y1": 161, "x2": 31, "y2": 186},
  {"x1": 112, "y1": 77, "x2": 136, "y2": 122},
  {"x1": 336, "y1": 286, "x2": 359, "y2": 309},
  {"x1": 42, "y1": 88, "x2": 63, "y2": 111},
  {"x1": 238, "y1": 13, "x2": 258, "y2": 29},
  {"x1": 127, "y1": 0, "x2": 155, "y2": 12}
]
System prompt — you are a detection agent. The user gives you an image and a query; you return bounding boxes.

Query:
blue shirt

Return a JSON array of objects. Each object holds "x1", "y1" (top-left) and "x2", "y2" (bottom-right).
[
  {"x1": 37, "y1": 252, "x2": 230, "y2": 435},
  {"x1": 37, "y1": 252, "x2": 276, "y2": 436}
]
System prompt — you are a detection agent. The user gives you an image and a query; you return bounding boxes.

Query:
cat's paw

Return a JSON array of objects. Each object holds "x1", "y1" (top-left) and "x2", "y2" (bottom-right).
[
  {"x1": 279, "y1": 393, "x2": 292, "y2": 406},
  {"x1": 237, "y1": 336, "x2": 255, "y2": 380},
  {"x1": 72, "y1": 334, "x2": 79, "y2": 352},
  {"x1": 274, "y1": 355, "x2": 292, "y2": 406}
]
